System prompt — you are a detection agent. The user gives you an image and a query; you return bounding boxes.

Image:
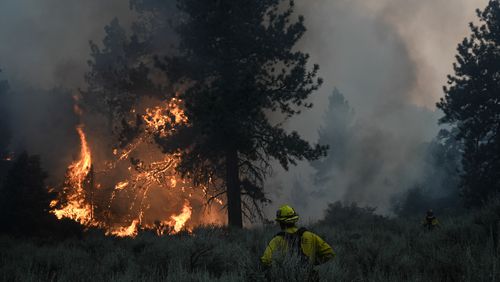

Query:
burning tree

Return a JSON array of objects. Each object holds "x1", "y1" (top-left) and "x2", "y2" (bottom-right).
[
  {"x1": 63, "y1": 0, "x2": 325, "y2": 231},
  {"x1": 50, "y1": 93, "x2": 211, "y2": 236},
  {"x1": 44, "y1": 1, "x2": 214, "y2": 236},
  {"x1": 157, "y1": 0, "x2": 327, "y2": 227}
]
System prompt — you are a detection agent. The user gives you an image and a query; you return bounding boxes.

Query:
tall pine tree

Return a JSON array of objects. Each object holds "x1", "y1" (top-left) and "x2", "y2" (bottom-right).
[
  {"x1": 0, "y1": 69, "x2": 10, "y2": 159},
  {"x1": 84, "y1": 0, "x2": 326, "y2": 227},
  {"x1": 437, "y1": 0, "x2": 500, "y2": 207},
  {"x1": 312, "y1": 88, "x2": 354, "y2": 185},
  {"x1": 157, "y1": 0, "x2": 327, "y2": 227}
]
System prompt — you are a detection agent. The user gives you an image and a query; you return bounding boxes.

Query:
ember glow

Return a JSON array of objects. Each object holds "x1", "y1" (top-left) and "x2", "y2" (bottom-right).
[
  {"x1": 51, "y1": 97, "x2": 225, "y2": 236},
  {"x1": 110, "y1": 219, "x2": 140, "y2": 237},
  {"x1": 143, "y1": 97, "x2": 187, "y2": 137}
]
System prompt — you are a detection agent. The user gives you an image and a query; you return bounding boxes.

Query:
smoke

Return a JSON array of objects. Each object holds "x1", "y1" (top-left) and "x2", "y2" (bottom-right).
[
  {"x1": 0, "y1": 1, "x2": 489, "y2": 222},
  {"x1": 0, "y1": 0, "x2": 134, "y2": 88},
  {"x1": 0, "y1": 1, "x2": 228, "y2": 230},
  {"x1": 263, "y1": 0, "x2": 488, "y2": 219},
  {"x1": 0, "y1": 0, "x2": 134, "y2": 183}
]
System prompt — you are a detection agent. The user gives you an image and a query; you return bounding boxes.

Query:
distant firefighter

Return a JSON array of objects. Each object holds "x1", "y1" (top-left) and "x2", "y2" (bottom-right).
[
  {"x1": 422, "y1": 209, "x2": 440, "y2": 230},
  {"x1": 261, "y1": 205, "x2": 334, "y2": 279}
]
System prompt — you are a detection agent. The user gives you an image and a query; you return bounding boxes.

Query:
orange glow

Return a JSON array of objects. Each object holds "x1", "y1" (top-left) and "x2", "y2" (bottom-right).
[
  {"x1": 166, "y1": 201, "x2": 193, "y2": 233},
  {"x1": 143, "y1": 98, "x2": 188, "y2": 137},
  {"x1": 51, "y1": 125, "x2": 96, "y2": 226},
  {"x1": 51, "y1": 96, "x2": 224, "y2": 237},
  {"x1": 109, "y1": 220, "x2": 139, "y2": 237},
  {"x1": 115, "y1": 181, "x2": 129, "y2": 190}
]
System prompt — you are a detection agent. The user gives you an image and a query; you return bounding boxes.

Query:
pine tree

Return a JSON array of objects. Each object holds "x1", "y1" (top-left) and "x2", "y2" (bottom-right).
[
  {"x1": 312, "y1": 88, "x2": 354, "y2": 185},
  {"x1": 84, "y1": 1, "x2": 327, "y2": 227},
  {"x1": 0, "y1": 69, "x2": 10, "y2": 159},
  {"x1": 157, "y1": 0, "x2": 327, "y2": 227},
  {"x1": 0, "y1": 152, "x2": 55, "y2": 235},
  {"x1": 437, "y1": 0, "x2": 500, "y2": 207}
]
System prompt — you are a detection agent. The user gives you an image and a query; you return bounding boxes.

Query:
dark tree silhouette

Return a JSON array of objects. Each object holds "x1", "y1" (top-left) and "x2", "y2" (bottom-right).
[
  {"x1": 391, "y1": 137, "x2": 462, "y2": 217},
  {"x1": 84, "y1": 18, "x2": 161, "y2": 137},
  {"x1": 156, "y1": 0, "x2": 327, "y2": 227},
  {"x1": 437, "y1": 0, "x2": 500, "y2": 207},
  {"x1": 0, "y1": 152, "x2": 55, "y2": 235},
  {"x1": 0, "y1": 70, "x2": 10, "y2": 160},
  {"x1": 84, "y1": 1, "x2": 326, "y2": 227},
  {"x1": 84, "y1": 2, "x2": 179, "y2": 147},
  {"x1": 0, "y1": 70, "x2": 11, "y2": 187},
  {"x1": 84, "y1": 1, "x2": 179, "y2": 129}
]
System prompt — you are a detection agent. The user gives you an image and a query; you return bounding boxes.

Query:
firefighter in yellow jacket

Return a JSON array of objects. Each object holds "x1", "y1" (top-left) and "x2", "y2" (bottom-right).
[
  {"x1": 422, "y1": 209, "x2": 440, "y2": 230},
  {"x1": 261, "y1": 205, "x2": 335, "y2": 267}
]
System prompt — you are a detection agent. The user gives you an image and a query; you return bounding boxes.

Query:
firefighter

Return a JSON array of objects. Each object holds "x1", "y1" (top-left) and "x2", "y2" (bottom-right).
[
  {"x1": 261, "y1": 205, "x2": 335, "y2": 271},
  {"x1": 422, "y1": 209, "x2": 439, "y2": 230}
]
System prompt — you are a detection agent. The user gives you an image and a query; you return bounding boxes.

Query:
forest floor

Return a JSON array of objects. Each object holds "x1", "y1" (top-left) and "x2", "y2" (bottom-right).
[{"x1": 1, "y1": 201, "x2": 499, "y2": 282}]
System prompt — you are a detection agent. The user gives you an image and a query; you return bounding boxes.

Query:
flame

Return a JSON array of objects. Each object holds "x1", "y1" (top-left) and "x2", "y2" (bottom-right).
[
  {"x1": 71, "y1": 126, "x2": 92, "y2": 184},
  {"x1": 170, "y1": 177, "x2": 177, "y2": 187},
  {"x1": 109, "y1": 220, "x2": 139, "y2": 237},
  {"x1": 143, "y1": 98, "x2": 187, "y2": 137},
  {"x1": 108, "y1": 202, "x2": 192, "y2": 237},
  {"x1": 167, "y1": 201, "x2": 193, "y2": 233},
  {"x1": 2, "y1": 151, "x2": 14, "y2": 161},
  {"x1": 52, "y1": 96, "x2": 224, "y2": 237},
  {"x1": 115, "y1": 181, "x2": 129, "y2": 190},
  {"x1": 51, "y1": 125, "x2": 96, "y2": 226}
]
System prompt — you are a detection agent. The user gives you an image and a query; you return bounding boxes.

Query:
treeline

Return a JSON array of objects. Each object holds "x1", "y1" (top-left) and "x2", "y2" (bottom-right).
[
  {"x1": 314, "y1": 0, "x2": 500, "y2": 217},
  {"x1": 424, "y1": 1, "x2": 500, "y2": 211},
  {"x1": 0, "y1": 151, "x2": 83, "y2": 238},
  {"x1": 312, "y1": 88, "x2": 463, "y2": 217},
  {"x1": 0, "y1": 72, "x2": 82, "y2": 238}
]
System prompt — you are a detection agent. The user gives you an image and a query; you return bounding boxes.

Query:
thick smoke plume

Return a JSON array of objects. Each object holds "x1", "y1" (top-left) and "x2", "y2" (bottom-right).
[
  {"x1": 0, "y1": 1, "x2": 489, "y2": 222},
  {"x1": 0, "y1": 0, "x2": 134, "y2": 184},
  {"x1": 0, "y1": 0, "x2": 134, "y2": 89},
  {"x1": 264, "y1": 0, "x2": 487, "y2": 219}
]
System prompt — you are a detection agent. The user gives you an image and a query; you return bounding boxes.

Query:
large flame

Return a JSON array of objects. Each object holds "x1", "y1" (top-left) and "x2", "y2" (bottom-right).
[
  {"x1": 51, "y1": 125, "x2": 97, "y2": 226},
  {"x1": 71, "y1": 126, "x2": 92, "y2": 185},
  {"x1": 168, "y1": 201, "x2": 193, "y2": 233},
  {"x1": 52, "y1": 97, "x2": 225, "y2": 237}
]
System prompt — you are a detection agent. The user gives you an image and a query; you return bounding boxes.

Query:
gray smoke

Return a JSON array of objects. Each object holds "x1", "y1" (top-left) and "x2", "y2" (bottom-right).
[
  {"x1": 0, "y1": 0, "x2": 133, "y2": 184},
  {"x1": 0, "y1": 0, "x2": 488, "y2": 219},
  {"x1": 263, "y1": 0, "x2": 487, "y2": 220},
  {"x1": 0, "y1": 0, "x2": 134, "y2": 88}
]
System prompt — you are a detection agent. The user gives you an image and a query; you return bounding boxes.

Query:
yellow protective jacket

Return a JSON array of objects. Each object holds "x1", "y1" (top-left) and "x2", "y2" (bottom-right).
[
  {"x1": 422, "y1": 216, "x2": 439, "y2": 229},
  {"x1": 261, "y1": 226, "x2": 335, "y2": 266}
]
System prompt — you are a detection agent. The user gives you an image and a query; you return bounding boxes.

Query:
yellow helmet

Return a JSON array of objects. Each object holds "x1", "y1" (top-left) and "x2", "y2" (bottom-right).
[{"x1": 275, "y1": 205, "x2": 299, "y2": 223}]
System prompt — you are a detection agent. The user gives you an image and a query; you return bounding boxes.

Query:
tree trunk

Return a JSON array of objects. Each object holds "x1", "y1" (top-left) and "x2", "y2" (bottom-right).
[{"x1": 226, "y1": 149, "x2": 242, "y2": 228}]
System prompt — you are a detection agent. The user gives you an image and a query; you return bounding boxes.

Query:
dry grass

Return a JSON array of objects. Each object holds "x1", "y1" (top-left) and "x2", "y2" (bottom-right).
[{"x1": 1, "y1": 201, "x2": 499, "y2": 281}]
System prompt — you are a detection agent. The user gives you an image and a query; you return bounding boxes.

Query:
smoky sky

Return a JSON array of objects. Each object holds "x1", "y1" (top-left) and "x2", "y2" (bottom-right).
[
  {"x1": 0, "y1": 0, "x2": 134, "y2": 89},
  {"x1": 292, "y1": 0, "x2": 487, "y2": 136},
  {"x1": 0, "y1": 1, "x2": 489, "y2": 220},
  {"x1": 264, "y1": 0, "x2": 488, "y2": 220},
  {"x1": 0, "y1": 0, "x2": 134, "y2": 184}
]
